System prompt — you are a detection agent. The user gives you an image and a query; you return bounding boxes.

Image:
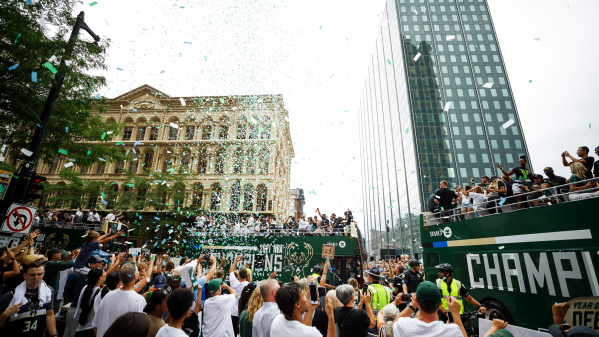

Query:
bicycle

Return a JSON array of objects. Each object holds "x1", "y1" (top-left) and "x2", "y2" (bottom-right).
[{"x1": 461, "y1": 311, "x2": 481, "y2": 337}]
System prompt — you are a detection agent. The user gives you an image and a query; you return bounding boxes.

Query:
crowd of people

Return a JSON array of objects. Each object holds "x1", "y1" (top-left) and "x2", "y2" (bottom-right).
[
  {"x1": 429, "y1": 146, "x2": 599, "y2": 222},
  {"x1": 2, "y1": 227, "x2": 596, "y2": 337},
  {"x1": 192, "y1": 208, "x2": 355, "y2": 237},
  {"x1": 37, "y1": 209, "x2": 126, "y2": 227}
]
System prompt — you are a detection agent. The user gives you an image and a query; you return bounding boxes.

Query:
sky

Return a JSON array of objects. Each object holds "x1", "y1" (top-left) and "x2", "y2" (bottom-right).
[{"x1": 73, "y1": 0, "x2": 599, "y2": 231}]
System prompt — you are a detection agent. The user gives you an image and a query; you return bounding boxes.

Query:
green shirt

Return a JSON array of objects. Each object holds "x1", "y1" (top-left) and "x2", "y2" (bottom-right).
[
  {"x1": 239, "y1": 310, "x2": 253, "y2": 337},
  {"x1": 569, "y1": 174, "x2": 587, "y2": 191},
  {"x1": 43, "y1": 261, "x2": 74, "y2": 293}
]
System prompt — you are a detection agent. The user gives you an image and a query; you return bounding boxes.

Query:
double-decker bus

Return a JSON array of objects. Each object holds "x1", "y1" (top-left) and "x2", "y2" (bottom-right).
[
  {"x1": 187, "y1": 228, "x2": 367, "y2": 285},
  {"x1": 421, "y1": 181, "x2": 599, "y2": 330}
]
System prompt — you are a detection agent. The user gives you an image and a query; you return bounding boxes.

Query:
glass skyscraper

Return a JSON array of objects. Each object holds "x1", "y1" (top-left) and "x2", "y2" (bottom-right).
[{"x1": 358, "y1": 0, "x2": 531, "y2": 257}]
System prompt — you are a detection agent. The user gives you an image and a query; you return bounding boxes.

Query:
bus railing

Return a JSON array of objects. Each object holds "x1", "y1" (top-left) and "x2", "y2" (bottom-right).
[
  {"x1": 423, "y1": 177, "x2": 599, "y2": 227},
  {"x1": 34, "y1": 222, "x2": 357, "y2": 238}
]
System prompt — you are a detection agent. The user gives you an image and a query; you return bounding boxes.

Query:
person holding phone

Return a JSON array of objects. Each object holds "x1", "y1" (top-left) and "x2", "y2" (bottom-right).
[{"x1": 334, "y1": 284, "x2": 376, "y2": 337}]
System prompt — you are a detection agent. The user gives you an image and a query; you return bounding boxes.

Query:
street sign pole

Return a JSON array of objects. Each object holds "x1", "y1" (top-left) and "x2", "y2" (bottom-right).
[{"x1": 1, "y1": 12, "x2": 101, "y2": 224}]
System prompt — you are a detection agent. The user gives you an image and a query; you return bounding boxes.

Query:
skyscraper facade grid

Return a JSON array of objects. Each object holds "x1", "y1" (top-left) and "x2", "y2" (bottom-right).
[{"x1": 359, "y1": 0, "x2": 531, "y2": 257}]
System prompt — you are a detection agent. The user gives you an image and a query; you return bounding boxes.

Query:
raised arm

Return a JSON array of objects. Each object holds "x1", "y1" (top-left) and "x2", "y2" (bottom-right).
[
  {"x1": 497, "y1": 163, "x2": 514, "y2": 177},
  {"x1": 99, "y1": 230, "x2": 124, "y2": 245},
  {"x1": 135, "y1": 254, "x2": 156, "y2": 291},
  {"x1": 229, "y1": 255, "x2": 242, "y2": 274},
  {"x1": 2, "y1": 248, "x2": 20, "y2": 280},
  {"x1": 106, "y1": 253, "x2": 125, "y2": 275},
  {"x1": 204, "y1": 256, "x2": 217, "y2": 282}
]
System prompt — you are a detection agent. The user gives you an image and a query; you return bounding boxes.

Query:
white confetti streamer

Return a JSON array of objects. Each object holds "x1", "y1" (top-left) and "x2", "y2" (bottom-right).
[
  {"x1": 482, "y1": 83, "x2": 493, "y2": 88},
  {"x1": 443, "y1": 102, "x2": 452, "y2": 112},
  {"x1": 413, "y1": 53, "x2": 422, "y2": 61},
  {"x1": 502, "y1": 119, "x2": 515, "y2": 129}
]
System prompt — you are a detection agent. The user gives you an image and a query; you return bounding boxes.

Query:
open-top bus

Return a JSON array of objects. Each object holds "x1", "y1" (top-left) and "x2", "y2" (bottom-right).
[{"x1": 421, "y1": 180, "x2": 599, "y2": 330}]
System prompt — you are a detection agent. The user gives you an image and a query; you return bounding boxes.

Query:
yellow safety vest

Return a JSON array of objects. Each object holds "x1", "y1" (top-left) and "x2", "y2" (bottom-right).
[
  {"x1": 436, "y1": 278, "x2": 464, "y2": 314},
  {"x1": 312, "y1": 273, "x2": 321, "y2": 283},
  {"x1": 367, "y1": 283, "x2": 392, "y2": 311}
]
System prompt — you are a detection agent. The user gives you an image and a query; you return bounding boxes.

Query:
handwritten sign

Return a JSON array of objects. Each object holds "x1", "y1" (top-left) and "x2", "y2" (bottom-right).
[{"x1": 322, "y1": 244, "x2": 335, "y2": 260}]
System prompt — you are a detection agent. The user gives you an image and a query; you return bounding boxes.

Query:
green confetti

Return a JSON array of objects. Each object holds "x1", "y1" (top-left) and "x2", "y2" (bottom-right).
[
  {"x1": 101, "y1": 192, "x2": 106, "y2": 198},
  {"x1": 529, "y1": 80, "x2": 532, "y2": 83},
  {"x1": 101, "y1": 132, "x2": 106, "y2": 140},
  {"x1": 87, "y1": 150, "x2": 91, "y2": 155},
  {"x1": 89, "y1": 1, "x2": 97, "y2": 6},
  {"x1": 405, "y1": 128, "x2": 409, "y2": 134},
  {"x1": 44, "y1": 61, "x2": 58, "y2": 74},
  {"x1": 58, "y1": 149, "x2": 68, "y2": 155},
  {"x1": 219, "y1": 98, "x2": 225, "y2": 104},
  {"x1": 14, "y1": 33, "x2": 21, "y2": 44},
  {"x1": 116, "y1": 141, "x2": 123, "y2": 145},
  {"x1": 387, "y1": 59, "x2": 392, "y2": 65}
]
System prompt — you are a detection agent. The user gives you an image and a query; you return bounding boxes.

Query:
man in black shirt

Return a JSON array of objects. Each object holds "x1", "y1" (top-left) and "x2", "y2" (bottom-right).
[
  {"x1": 562, "y1": 146, "x2": 594, "y2": 179},
  {"x1": 498, "y1": 156, "x2": 533, "y2": 210},
  {"x1": 434, "y1": 181, "x2": 458, "y2": 222},
  {"x1": 594, "y1": 147, "x2": 599, "y2": 177},
  {"x1": 543, "y1": 167, "x2": 567, "y2": 186}
]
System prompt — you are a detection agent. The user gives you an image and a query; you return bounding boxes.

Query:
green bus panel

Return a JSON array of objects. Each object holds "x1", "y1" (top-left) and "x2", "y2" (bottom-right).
[
  {"x1": 421, "y1": 198, "x2": 599, "y2": 330},
  {"x1": 189, "y1": 235, "x2": 361, "y2": 283}
]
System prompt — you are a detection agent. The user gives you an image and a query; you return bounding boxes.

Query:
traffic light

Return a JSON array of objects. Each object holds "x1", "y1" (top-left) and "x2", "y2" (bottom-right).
[{"x1": 25, "y1": 173, "x2": 46, "y2": 203}]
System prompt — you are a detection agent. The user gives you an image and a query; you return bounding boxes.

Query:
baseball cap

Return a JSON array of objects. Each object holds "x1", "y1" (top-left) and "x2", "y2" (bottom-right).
[
  {"x1": 87, "y1": 255, "x2": 104, "y2": 265},
  {"x1": 416, "y1": 281, "x2": 441, "y2": 308},
  {"x1": 154, "y1": 275, "x2": 166, "y2": 288},
  {"x1": 22, "y1": 254, "x2": 48, "y2": 265},
  {"x1": 544, "y1": 167, "x2": 554, "y2": 173},
  {"x1": 206, "y1": 278, "x2": 223, "y2": 295},
  {"x1": 488, "y1": 329, "x2": 514, "y2": 337},
  {"x1": 549, "y1": 325, "x2": 599, "y2": 337}
]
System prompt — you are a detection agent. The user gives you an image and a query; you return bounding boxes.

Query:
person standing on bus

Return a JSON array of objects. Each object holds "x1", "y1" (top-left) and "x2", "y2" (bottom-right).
[
  {"x1": 400, "y1": 260, "x2": 423, "y2": 305},
  {"x1": 364, "y1": 267, "x2": 393, "y2": 313},
  {"x1": 434, "y1": 263, "x2": 487, "y2": 321},
  {"x1": 498, "y1": 156, "x2": 532, "y2": 210}
]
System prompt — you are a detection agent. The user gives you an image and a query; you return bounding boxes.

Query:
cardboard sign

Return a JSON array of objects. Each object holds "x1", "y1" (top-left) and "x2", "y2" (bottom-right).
[
  {"x1": 322, "y1": 244, "x2": 335, "y2": 260},
  {"x1": 564, "y1": 297, "x2": 599, "y2": 331},
  {"x1": 479, "y1": 318, "x2": 549, "y2": 337},
  {"x1": 0, "y1": 171, "x2": 12, "y2": 200},
  {"x1": 2, "y1": 203, "x2": 36, "y2": 235}
]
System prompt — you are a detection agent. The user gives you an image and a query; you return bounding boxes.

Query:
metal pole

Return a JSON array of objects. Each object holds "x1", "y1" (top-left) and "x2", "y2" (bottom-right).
[{"x1": 11, "y1": 12, "x2": 99, "y2": 204}]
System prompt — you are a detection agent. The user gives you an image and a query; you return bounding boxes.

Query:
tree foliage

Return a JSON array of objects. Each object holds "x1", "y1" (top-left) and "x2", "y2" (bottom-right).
[{"x1": 0, "y1": 0, "x2": 124, "y2": 167}]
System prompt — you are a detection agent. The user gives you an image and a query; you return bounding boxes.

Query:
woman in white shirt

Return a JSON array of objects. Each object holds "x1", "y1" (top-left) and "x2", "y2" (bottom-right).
[
  {"x1": 74, "y1": 267, "x2": 105, "y2": 337},
  {"x1": 460, "y1": 186, "x2": 488, "y2": 217}
]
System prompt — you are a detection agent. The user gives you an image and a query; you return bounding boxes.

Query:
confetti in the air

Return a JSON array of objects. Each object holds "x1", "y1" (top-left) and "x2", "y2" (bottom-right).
[
  {"x1": 31, "y1": 71, "x2": 37, "y2": 82},
  {"x1": 502, "y1": 119, "x2": 515, "y2": 129},
  {"x1": 413, "y1": 53, "x2": 421, "y2": 61},
  {"x1": 8, "y1": 64, "x2": 18, "y2": 71},
  {"x1": 21, "y1": 149, "x2": 33, "y2": 157},
  {"x1": 446, "y1": 35, "x2": 455, "y2": 41},
  {"x1": 443, "y1": 102, "x2": 452, "y2": 112},
  {"x1": 482, "y1": 83, "x2": 493, "y2": 89}
]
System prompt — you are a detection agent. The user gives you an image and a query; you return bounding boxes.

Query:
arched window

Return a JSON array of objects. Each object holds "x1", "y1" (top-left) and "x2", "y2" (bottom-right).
[
  {"x1": 201, "y1": 117, "x2": 214, "y2": 140},
  {"x1": 218, "y1": 116, "x2": 230, "y2": 139},
  {"x1": 197, "y1": 149, "x2": 209, "y2": 175},
  {"x1": 233, "y1": 147, "x2": 244, "y2": 174},
  {"x1": 129, "y1": 154, "x2": 139, "y2": 174},
  {"x1": 261, "y1": 124, "x2": 272, "y2": 139},
  {"x1": 229, "y1": 180, "x2": 241, "y2": 211},
  {"x1": 168, "y1": 117, "x2": 180, "y2": 140},
  {"x1": 142, "y1": 152, "x2": 154, "y2": 171},
  {"x1": 172, "y1": 182, "x2": 187, "y2": 210},
  {"x1": 149, "y1": 117, "x2": 161, "y2": 140},
  {"x1": 210, "y1": 183, "x2": 222, "y2": 211},
  {"x1": 214, "y1": 147, "x2": 226, "y2": 175},
  {"x1": 256, "y1": 184, "x2": 267, "y2": 212},
  {"x1": 135, "y1": 117, "x2": 148, "y2": 141},
  {"x1": 258, "y1": 147, "x2": 269, "y2": 173},
  {"x1": 191, "y1": 183, "x2": 204, "y2": 207},
  {"x1": 246, "y1": 148, "x2": 256, "y2": 174},
  {"x1": 243, "y1": 184, "x2": 254, "y2": 211},
  {"x1": 114, "y1": 159, "x2": 127, "y2": 174},
  {"x1": 236, "y1": 117, "x2": 247, "y2": 139},
  {"x1": 122, "y1": 117, "x2": 134, "y2": 141},
  {"x1": 107, "y1": 183, "x2": 119, "y2": 209}
]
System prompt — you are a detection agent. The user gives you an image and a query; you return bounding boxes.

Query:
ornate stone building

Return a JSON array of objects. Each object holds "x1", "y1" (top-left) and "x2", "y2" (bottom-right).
[{"x1": 36, "y1": 84, "x2": 294, "y2": 217}]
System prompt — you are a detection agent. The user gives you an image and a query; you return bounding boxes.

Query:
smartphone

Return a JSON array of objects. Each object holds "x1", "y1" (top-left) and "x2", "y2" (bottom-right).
[
  {"x1": 362, "y1": 282, "x2": 369, "y2": 294},
  {"x1": 318, "y1": 286, "x2": 326, "y2": 298},
  {"x1": 308, "y1": 281, "x2": 319, "y2": 305},
  {"x1": 401, "y1": 293, "x2": 411, "y2": 301},
  {"x1": 203, "y1": 254, "x2": 211, "y2": 261}
]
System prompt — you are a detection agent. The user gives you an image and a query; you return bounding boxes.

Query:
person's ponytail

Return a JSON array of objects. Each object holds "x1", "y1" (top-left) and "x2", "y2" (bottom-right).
[{"x1": 78, "y1": 268, "x2": 104, "y2": 325}]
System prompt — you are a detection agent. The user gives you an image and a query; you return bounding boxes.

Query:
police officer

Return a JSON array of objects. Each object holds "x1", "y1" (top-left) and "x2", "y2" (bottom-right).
[
  {"x1": 435, "y1": 263, "x2": 487, "y2": 321},
  {"x1": 401, "y1": 259, "x2": 424, "y2": 300},
  {"x1": 365, "y1": 266, "x2": 393, "y2": 313}
]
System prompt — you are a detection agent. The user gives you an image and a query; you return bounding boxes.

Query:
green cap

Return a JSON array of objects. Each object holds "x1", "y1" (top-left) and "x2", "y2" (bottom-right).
[
  {"x1": 416, "y1": 281, "x2": 441, "y2": 308},
  {"x1": 206, "y1": 278, "x2": 223, "y2": 294},
  {"x1": 488, "y1": 329, "x2": 514, "y2": 337}
]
